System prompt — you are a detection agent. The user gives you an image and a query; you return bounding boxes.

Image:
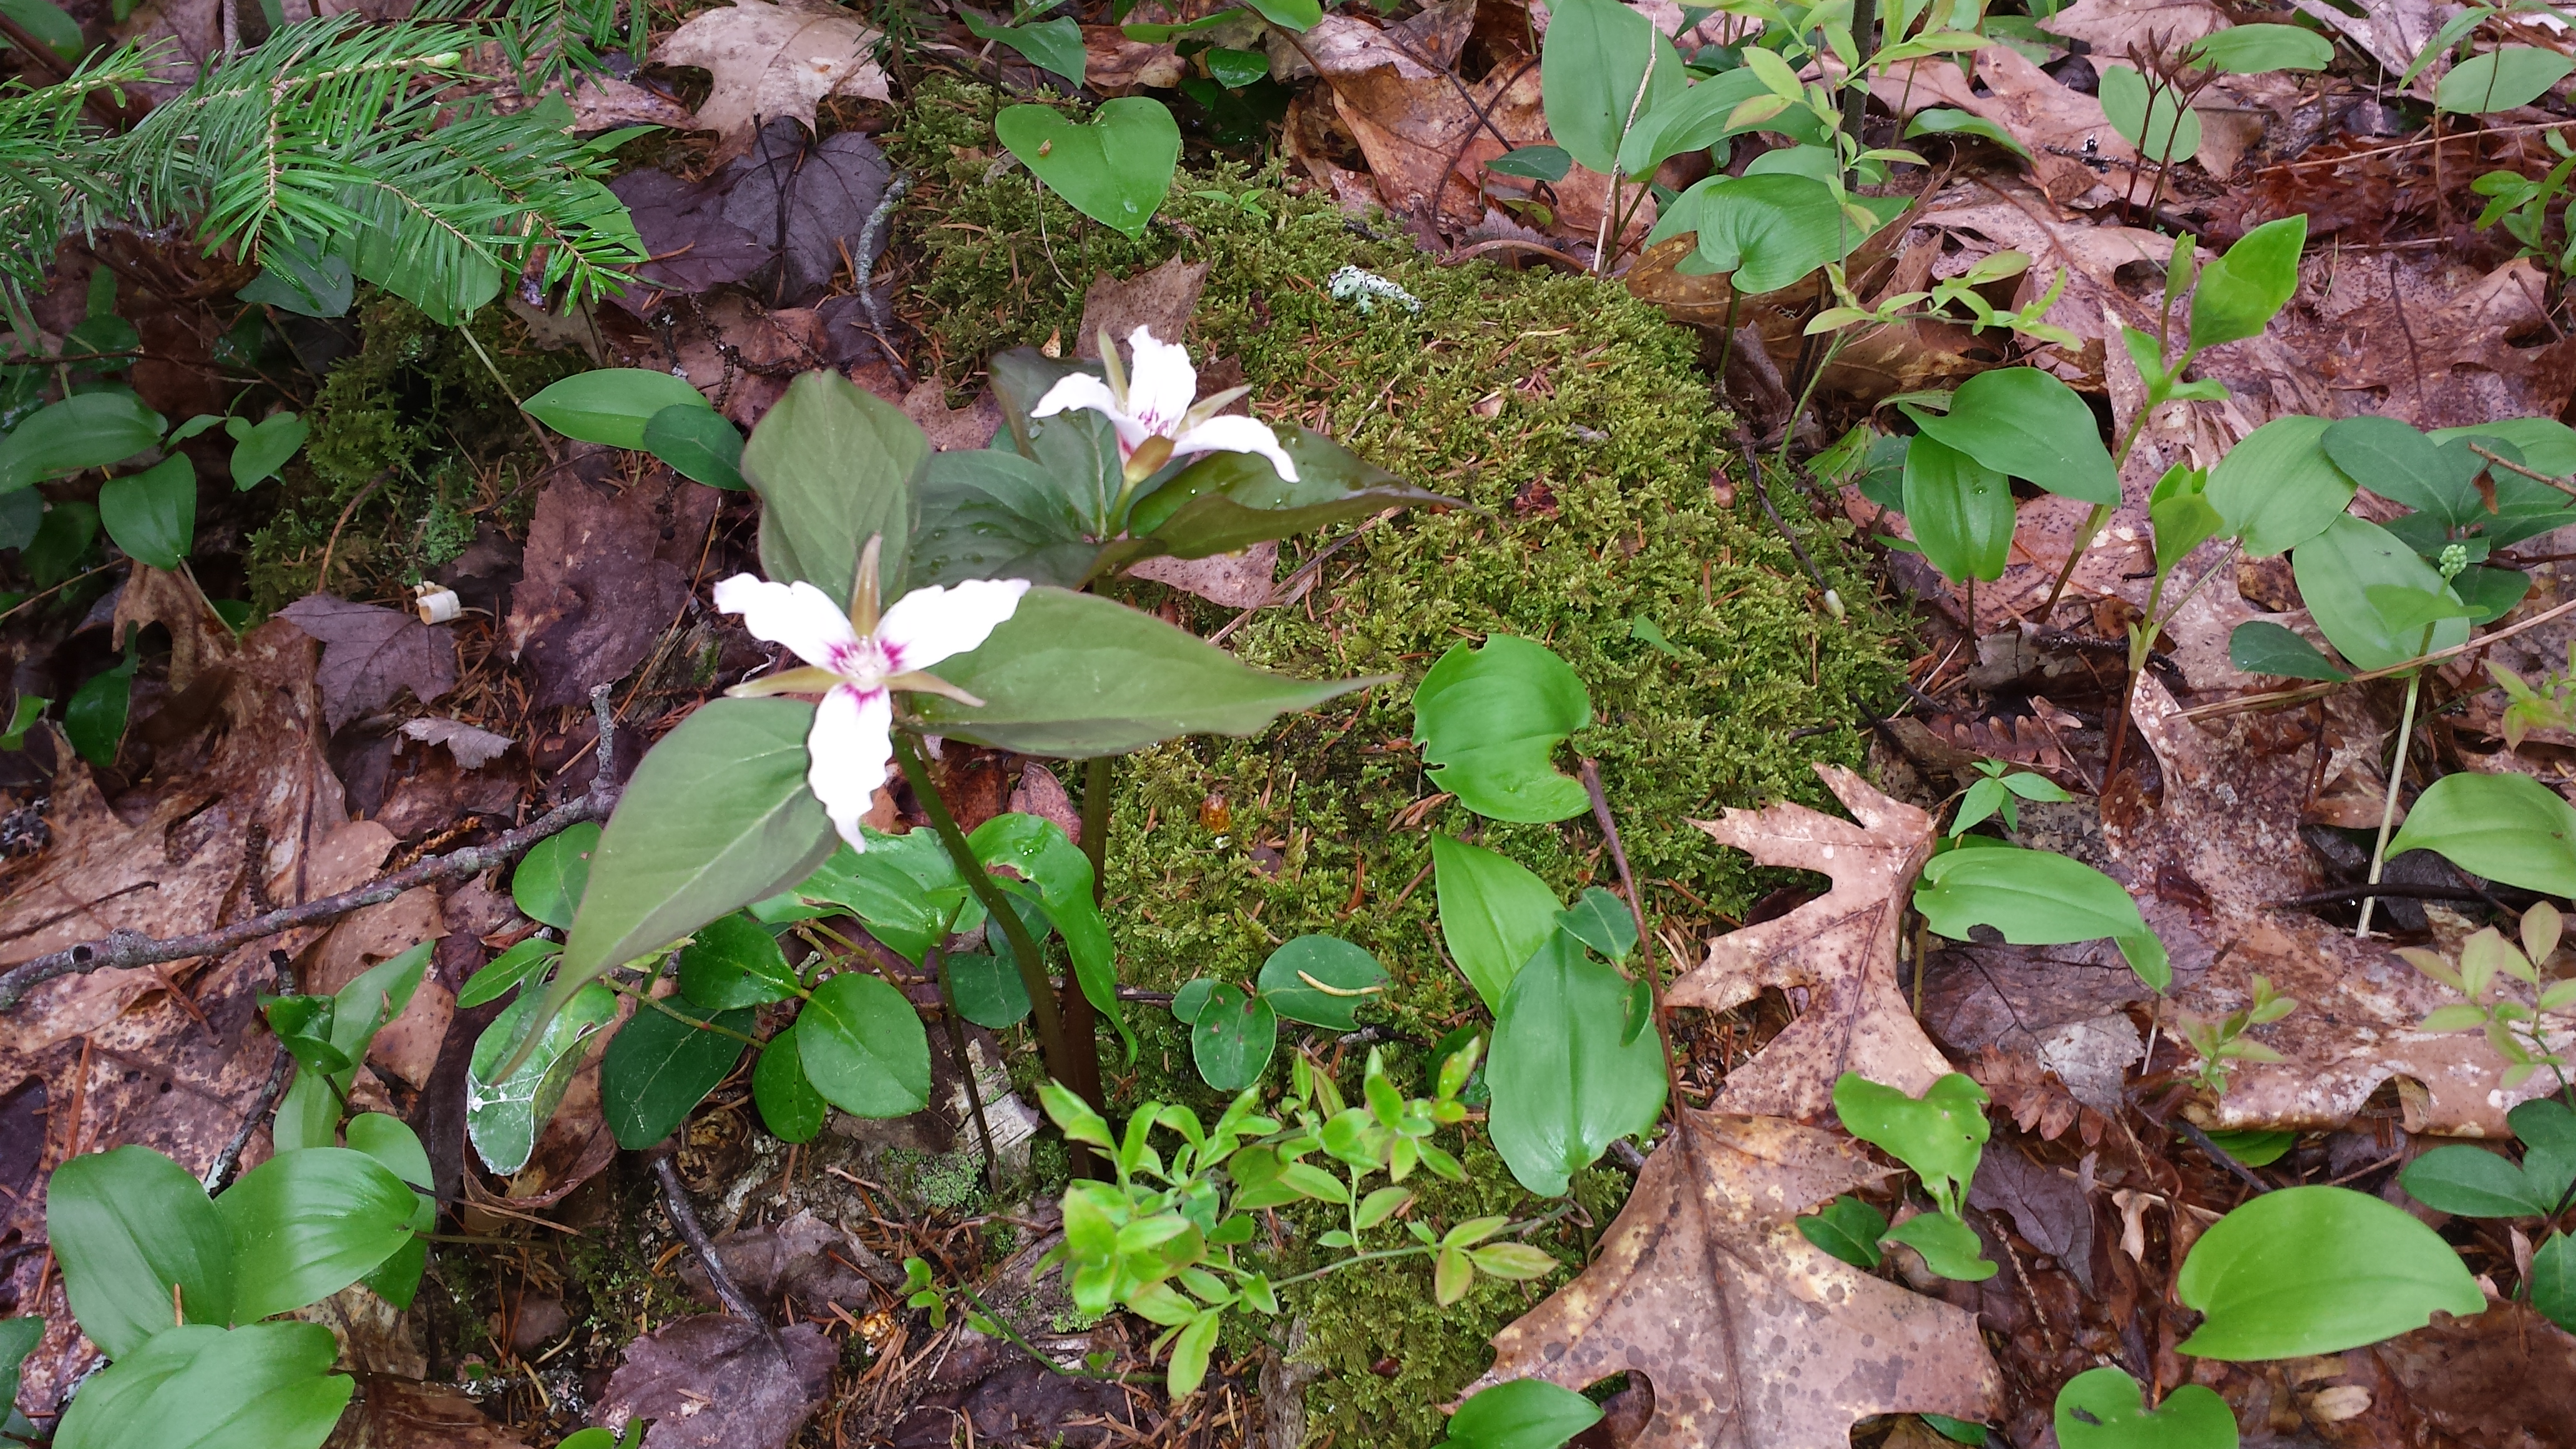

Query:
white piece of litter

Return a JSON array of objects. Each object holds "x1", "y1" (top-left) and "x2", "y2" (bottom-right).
[{"x1": 1328, "y1": 265, "x2": 1422, "y2": 315}]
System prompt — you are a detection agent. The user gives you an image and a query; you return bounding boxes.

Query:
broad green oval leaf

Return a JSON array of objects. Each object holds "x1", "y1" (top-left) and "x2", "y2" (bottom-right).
[
  {"x1": 99, "y1": 455, "x2": 195, "y2": 569},
  {"x1": 2187, "y1": 23, "x2": 2333, "y2": 74},
  {"x1": 1412, "y1": 635, "x2": 1592, "y2": 823},
  {"x1": 642, "y1": 402, "x2": 746, "y2": 489},
  {"x1": 1915, "y1": 844, "x2": 2170, "y2": 992},
  {"x1": 2437, "y1": 45, "x2": 2576, "y2": 114},
  {"x1": 0, "y1": 1313, "x2": 40, "y2": 1422},
  {"x1": 1486, "y1": 932, "x2": 1667, "y2": 1197},
  {"x1": 2204, "y1": 1128, "x2": 2296, "y2": 1168},
  {"x1": 52, "y1": 1322, "x2": 351, "y2": 1449},
  {"x1": 2534, "y1": 1229, "x2": 2576, "y2": 1332},
  {"x1": 1657, "y1": 172, "x2": 1857, "y2": 295},
  {"x1": 947, "y1": 951, "x2": 1032, "y2": 1028},
  {"x1": 2150, "y1": 465, "x2": 2223, "y2": 574},
  {"x1": 1903, "y1": 368, "x2": 2119, "y2": 505},
  {"x1": 2097, "y1": 63, "x2": 2202, "y2": 164},
  {"x1": 1437, "y1": 1376, "x2": 1604, "y2": 1449},
  {"x1": 745, "y1": 370, "x2": 927, "y2": 608},
  {"x1": 553, "y1": 697, "x2": 837, "y2": 1043},
  {"x1": 676, "y1": 912, "x2": 799, "y2": 1010},
  {"x1": 467, "y1": 982, "x2": 618, "y2": 1174},
  {"x1": 25, "y1": 497, "x2": 99, "y2": 588},
  {"x1": 1171, "y1": 977, "x2": 1216, "y2": 1025},
  {"x1": 913, "y1": 446, "x2": 1098, "y2": 590},
  {"x1": 1795, "y1": 1194, "x2": 1889, "y2": 1269},
  {"x1": 1901, "y1": 433, "x2": 2012, "y2": 583},
  {"x1": 1832, "y1": 1073, "x2": 1989, "y2": 1217},
  {"x1": 1126, "y1": 429, "x2": 1453, "y2": 559},
  {"x1": 2511, "y1": 1099, "x2": 2576, "y2": 1191},
  {"x1": 1432, "y1": 835, "x2": 1561, "y2": 1014},
  {"x1": 46, "y1": 1146, "x2": 233, "y2": 1359},
  {"x1": 1191, "y1": 982, "x2": 1277, "y2": 1091},
  {"x1": 512, "y1": 821, "x2": 600, "y2": 930},
  {"x1": 2175, "y1": 1184, "x2": 2484, "y2": 1358},
  {"x1": 2321, "y1": 415, "x2": 2486, "y2": 527},
  {"x1": 0, "y1": 391, "x2": 165, "y2": 492},
  {"x1": 914, "y1": 586, "x2": 1381, "y2": 755},
  {"x1": 227, "y1": 412, "x2": 306, "y2": 490},
  {"x1": 1555, "y1": 886, "x2": 1637, "y2": 964},
  {"x1": 995, "y1": 97, "x2": 1181, "y2": 240},
  {"x1": 524, "y1": 369, "x2": 711, "y2": 450},
  {"x1": 1237, "y1": 0, "x2": 1319, "y2": 29},
  {"x1": 217, "y1": 1147, "x2": 420, "y2": 1321},
  {"x1": 2400, "y1": 1144, "x2": 2556, "y2": 1217},
  {"x1": 2388, "y1": 771, "x2": 2576, "y2": 895},
  {"x1": 457, "y1": 937, "x2": 560, "y2": 1008},
  {"x1": 1622, "y1": 68, "x2": 1827, "y2": 176},
  {"x1": 1901, "y1": 107, "x2": 2032, "y2": 157},
  {"x1": 1538, "y1": 0, "x2": 1685, "y2": 175},
  {"x1": 2431, "y1": 416, "x2": 2576, "y2": 477},
  {"x1": 1256, "y1": 935, "x2": 1388, "y2": 1030},
  {"x1": 2054, "y1": 1367, "x2": 2237, "y2": 1449},
  {"x1": 960, "y1": 11, "x2": 1086, "y2": 83},
  {"x1": 1880, "y1": 1209, "x2": 1996, "y2": 1281},
  {"x1": 603, "y1": 998, "x2": 754, "y2": 1148},
  {"x1": 2205, "y1": 414, "x2": 2351, "y2": 557},
  {"x1": 2227, "y1": 621, "x2": 2349, "y2": 681},
  {"x1": 2187, "y1": 213, "x2": 2306, "y2": 353},
  {"x1": 774, "y1": 832, "x2": 970, "y2": 962},
  {"x1": 2290, "y1": 515, "x2": 2469, "y2": 673},
  {"x1": 1205, "y1": 44, "x2": 1268, "y2": 88},
  {"x1": 752, "y1": 1020, "x2": 828, "y2": 1144},
  {"x1": 1489, "y1": 144, "x2": 1574, "y2": 182},
  {"x1": 344, "y1": 1113, "x2": 434, "y2": 1311},
  {"x1": 0, "y1": 0, "x2": 80, "y2": 60},
  {"x1": 65, "y1": 651, "x2": 134, "y2": 769},
  {"x1": 799, "y1": 971, "x2": 932, "y2": 1118}
]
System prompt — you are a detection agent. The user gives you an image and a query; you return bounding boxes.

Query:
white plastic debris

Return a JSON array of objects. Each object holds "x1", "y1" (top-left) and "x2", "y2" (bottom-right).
[
  {"x1": 414, "y1": 584, "x2": 461, "y2": 624},
  {"x1": 1328, "y1": 265, "x2": 1422, "y2": 315}
]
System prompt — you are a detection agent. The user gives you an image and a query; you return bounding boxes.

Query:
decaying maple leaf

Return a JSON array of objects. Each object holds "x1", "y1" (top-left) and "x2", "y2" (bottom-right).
[
  {"x1": 655, "y1": 0, "x2": 890, "y2": 159},
  {"x1": 1672, "y1": 765, "x2": 1955, "y2": 1120},
  {"x1": 1474, "y1": 1113, "x2": 1999, "y2": 1447}
]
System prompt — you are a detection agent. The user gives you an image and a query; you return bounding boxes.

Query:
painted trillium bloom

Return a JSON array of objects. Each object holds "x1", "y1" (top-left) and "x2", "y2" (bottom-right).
[
  {"x1": 1031, "y1": 325, "x2": 1299, "y2": 485},
  {"x1": 713, "y1": 538, "x2": 1028, "y2": 851}
]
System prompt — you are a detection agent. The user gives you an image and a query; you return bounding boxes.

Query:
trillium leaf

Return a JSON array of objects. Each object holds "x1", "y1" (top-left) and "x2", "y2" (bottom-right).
[
  {"x1": 2176, "y1": 1185, "x2": 2484, "y2": 1357},
  {"x1": 1413, "y1": 635, "x2": 1593, "y2": 824},
  {"x1": 913, "y1": 446, "x2": 1101, "y2": 590},
  {"x1": 912, "y1": 587, "x2": 1381, "y2": 756},
  {"x1": 1126, "y1": 429, "x2": 1453, "y2": 558},
  {"x1": 2388, "y1": 771, "x2": 2576, "y2": 895},
  {"x1": 744, "y1": 370, "x2": 926, "y2": 607}
]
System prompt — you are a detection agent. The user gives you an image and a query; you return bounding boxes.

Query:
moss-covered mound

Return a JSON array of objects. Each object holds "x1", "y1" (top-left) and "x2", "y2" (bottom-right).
[{"x1": 895, "y1": 80, "x2": 1905, "y2": 1445}]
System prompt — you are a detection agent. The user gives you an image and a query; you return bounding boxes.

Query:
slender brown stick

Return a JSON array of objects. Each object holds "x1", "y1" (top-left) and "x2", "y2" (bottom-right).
[
  {"x1": 1578, "y1": 758, "x2": 1690, "y2": 1127},
  {"x1": 651, "y1": 1153, "x2": 783, "y2": 1353},
  {"x1": 932, "y1": 945, "x2": 1005, "y2": 1196},
  {"x1": 0, "y1": 688, "x2": 622, "y2": 1010},
  {"x1": 2184, "y1": 592, "x2": 2576, "y2": 721}
]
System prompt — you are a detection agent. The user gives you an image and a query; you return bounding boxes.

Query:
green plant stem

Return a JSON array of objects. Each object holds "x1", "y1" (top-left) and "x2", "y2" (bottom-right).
[
  {"x1": 953, "y1": 1283, "x2": 1159, "y2": 1383},
  {"x1": 1054, "y1": 753, "x2": 1111, "y2": 1117},
  {"x1": 598, "y1": 977, "x2": 766, "y2": 1048},
  {"x1": 890, "y1": 731, "x2": 1074, "y2": 1081},
  {"x1": 2356, "y1": 671, "x2": 2424, "y2": 940},
  {"x1": 2038, "y1": 351, "x2": 2186, "y2": 618},
  {"x1": 454, "y1": 322, "x2": 559, "y2": 461}
]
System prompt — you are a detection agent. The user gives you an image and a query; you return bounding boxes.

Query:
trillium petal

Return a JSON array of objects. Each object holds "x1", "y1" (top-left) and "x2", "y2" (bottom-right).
[
  {"x1": 1125, "y1": 327, "x2": 1198, "y2": 436},
  {"x1": 1030, "y1": 371, "x2": 1152, "y2": 453},
  {"x1": 878, "y1": 577, "x2": 1033, "y2": 674},
  {"x1": 1169, "y1": 415, "x2": 1300, "y2": 482},
  {"x1": 808, "y1": 683, "x2": 895, "y2": 851},
  {"x1": 712, "y1": 574, "x2": 862, "y2": 669}
]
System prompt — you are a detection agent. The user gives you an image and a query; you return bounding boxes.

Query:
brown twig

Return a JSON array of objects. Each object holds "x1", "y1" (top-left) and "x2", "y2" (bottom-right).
[
  {"x1": 0, "y1": 687, "x2": 622, "y2": 1011},
  {"x1": 2182, "y1": 592, "x2": 2576, "y2": 721},
  {"x1": 651, "y1": 1152, "x2": 784, "y2": 1354},
  {"x1": 2469, "y1": 442, "x2": 2576, "y2": 499}
]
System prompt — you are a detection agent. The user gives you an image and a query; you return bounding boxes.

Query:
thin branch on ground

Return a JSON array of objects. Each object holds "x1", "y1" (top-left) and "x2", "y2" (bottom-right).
[{"x1": 652, "y1": 1151, "x2": 784, "y2": 1354}]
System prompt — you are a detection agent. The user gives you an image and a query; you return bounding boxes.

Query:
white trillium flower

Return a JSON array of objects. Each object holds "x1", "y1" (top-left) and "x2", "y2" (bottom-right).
[
  {"x1": 1030, "y1": 325, "x2": 1299, "y2": 484},
  {"x1": 713, "y1": 537, "x2": 1028, "y2": 851}
]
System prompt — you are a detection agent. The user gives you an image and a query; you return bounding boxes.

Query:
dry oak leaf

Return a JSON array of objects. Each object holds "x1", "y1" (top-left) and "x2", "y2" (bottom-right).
[
  {"x1": 655, "y1": 0, "x2": 890, "y2": 160},
  {"x1": 1475, "y1": 1113, "x2": 2001, "y2": 1447},
  {"x1": 277, "y1": 593, "x2": 461, "y2": 733},
  {"x1": 1674, "y1": 765, "x2": 1954, "y2": 1120}
]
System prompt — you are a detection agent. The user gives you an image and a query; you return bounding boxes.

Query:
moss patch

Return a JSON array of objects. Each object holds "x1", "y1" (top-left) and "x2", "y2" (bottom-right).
[{"x1": 895, "y1": 78, "x2": 1903, "y2": 1447}]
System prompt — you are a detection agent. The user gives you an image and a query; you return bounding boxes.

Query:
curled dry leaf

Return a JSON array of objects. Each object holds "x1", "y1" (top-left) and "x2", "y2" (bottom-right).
[
  {"x1": 400, "y1": 717, "x2": 515, "y2": 770},
  {"x1": 598, "y1": 1315, "x2": 837, "y2": 1449},
  {"x1": 1674, "y1": 765, "x2": 1955, "y2": 1120},
  {"x1": 655, "y1": 0, "x2": 891, "y2": 160},
  {"x1": 1474, "y1": 1113, "x2": 2001, "y2": 1447}
]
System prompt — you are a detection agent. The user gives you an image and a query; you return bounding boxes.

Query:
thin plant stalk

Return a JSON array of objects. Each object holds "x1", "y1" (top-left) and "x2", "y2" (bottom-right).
[
  {"x1": 932, "y1": 945, "x2": 1006, "y2": 1196},
  {"x1": 2355, "y1": 671, "x2": 2424, "y2": 940},
  {"x1": 1054, "y1": 753, "x2": 1113, "y2": 1115},
  {"x1": 890, "y1": 732, "x2": 1075, "y2": 1080}
]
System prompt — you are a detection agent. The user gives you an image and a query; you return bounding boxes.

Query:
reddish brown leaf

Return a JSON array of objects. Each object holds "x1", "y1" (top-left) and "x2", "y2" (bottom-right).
[{"x1": 278, "y1": 593, "x2": 461, "y2": 732}]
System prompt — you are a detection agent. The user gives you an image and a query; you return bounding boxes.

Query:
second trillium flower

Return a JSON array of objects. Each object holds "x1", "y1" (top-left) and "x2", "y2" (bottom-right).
[
  {"x1": 715, "y1": 539, "x2": 1028, "y2": 850},
  {"x1": 1032, "y1": 324, "x2": 1299, "y2": 484}
]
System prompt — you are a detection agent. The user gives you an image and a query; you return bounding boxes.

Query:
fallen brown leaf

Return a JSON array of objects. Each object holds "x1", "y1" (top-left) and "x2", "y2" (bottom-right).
[
  {"x1": 399, "y1": 717, "x2": 515, "y2": 770},
  {"x1": 1475, "y1": 1113, "x2": 2000, "y2": 1447},
  {"x1": 1075, "y1": 255, "x2": 1208, "y2": 358},
  {"x1": 278, "y1": 593, "x2": 462, "y2": 732},
  {"x1": 324, "y1": 1375, "x2": 530, "y2": 1448},
  {"x1": 1081, "y1": 25, "x2": 1183, "y2": 92},
  {"x1": 654, "y1": 0, "x2": 890, "y2": 160},
  {"x1": 2037, "y1": 0, "x2": 2227, "y2": 54},
  {"x1": 504, "y1": 473, "x2": 716, "y2": 708},
  {"x1": 1127, "y1": 544, "x2": 1278, "y2": 607},
  {"x1": 598, "y1": 1315, "x2": 837, "y2": 1449},
  {"x1": 1672, "y1": 766, "x2": 1956, "y2": 1120}
]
